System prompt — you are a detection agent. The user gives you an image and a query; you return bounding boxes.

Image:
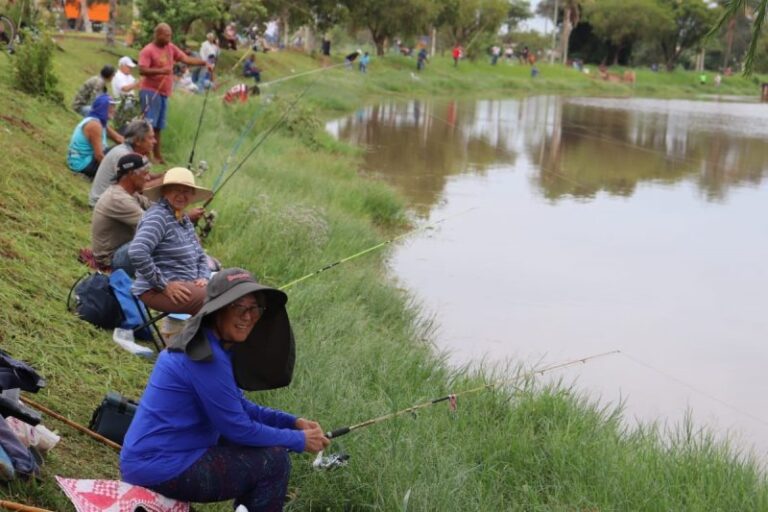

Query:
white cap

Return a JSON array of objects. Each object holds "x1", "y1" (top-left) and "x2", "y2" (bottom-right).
[{"x1": 118, "y1": 56, "x2": 136, "y2": 68}]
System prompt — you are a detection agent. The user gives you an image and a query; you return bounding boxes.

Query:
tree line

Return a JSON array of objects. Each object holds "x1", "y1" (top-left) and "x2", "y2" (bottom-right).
[{"x1": 12, "y1": 0, "x2": 765, "y2": 73}]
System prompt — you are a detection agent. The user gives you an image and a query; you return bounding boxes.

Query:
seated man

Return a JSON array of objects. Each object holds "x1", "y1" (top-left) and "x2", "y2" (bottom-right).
[
  {"x1": 66, "y1": 94, "x2": 123, "y2": 179},
  {"x1": 72, "y1": 65, "x2": 115, "y2": 116},
  {"x1": 91, "y1": 153, "x2": 152, "y2": 276},
  {"x1": 243, "y1": 54, "x2": 261, "y2": 83},
  {"x1": 89, "y1": 118, "x2": 163, "y2": 207}
]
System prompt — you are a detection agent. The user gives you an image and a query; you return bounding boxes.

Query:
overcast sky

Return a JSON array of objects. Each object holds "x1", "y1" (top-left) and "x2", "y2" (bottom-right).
[{"x1": 522, "y1": 0, "x2": 553, "y2": 34}]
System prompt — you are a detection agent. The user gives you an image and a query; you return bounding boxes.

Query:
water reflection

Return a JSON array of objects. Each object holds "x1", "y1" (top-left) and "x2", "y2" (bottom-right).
[
  {"x1": 328, "y1": 100, "x2": 517, "y2": 214},
  {"x1": 327, "y1": 96, "x2": 768, "y2": 206},
  {"x1": 328, "y1": 96, "x2": 768, "y2": 457}
]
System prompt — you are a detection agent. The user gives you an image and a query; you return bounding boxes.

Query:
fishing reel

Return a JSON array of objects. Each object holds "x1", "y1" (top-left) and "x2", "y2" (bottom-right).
[
  {"x1": 197, "y1": 210, "x2": 217, "y2": 239},
  {"x1": 194, "y1": 160, "x2": 209, "y2": 177},
  {"x1": 312, "y1": 451, "x2": 350, "y2": 471}
]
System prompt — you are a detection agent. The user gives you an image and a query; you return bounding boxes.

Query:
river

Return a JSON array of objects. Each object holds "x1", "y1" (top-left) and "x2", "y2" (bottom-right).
[{"x1": 327, "y1": 95, "x2": 768, "y2": 458}]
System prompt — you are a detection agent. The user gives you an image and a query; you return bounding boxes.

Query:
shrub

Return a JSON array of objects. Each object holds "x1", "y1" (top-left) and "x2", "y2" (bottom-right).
[{"x1": 12, "y1": 31, "x2": 64, "y2": 104}]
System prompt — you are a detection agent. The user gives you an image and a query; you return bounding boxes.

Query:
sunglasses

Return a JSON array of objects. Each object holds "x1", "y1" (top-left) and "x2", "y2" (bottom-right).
[{"x1": 228, "y1": 303, "x2": 266, "y2": 318}]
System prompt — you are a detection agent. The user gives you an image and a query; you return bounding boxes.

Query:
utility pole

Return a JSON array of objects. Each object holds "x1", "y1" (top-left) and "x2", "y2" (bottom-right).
[{"x1": 550, "y1": 0, "x2": 559, "y2": 64}]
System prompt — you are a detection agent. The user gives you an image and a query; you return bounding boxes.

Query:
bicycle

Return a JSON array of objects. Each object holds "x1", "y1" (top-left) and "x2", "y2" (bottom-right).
[{"x1": 0, "y1": 14, "x2": 17, "y2": 54}]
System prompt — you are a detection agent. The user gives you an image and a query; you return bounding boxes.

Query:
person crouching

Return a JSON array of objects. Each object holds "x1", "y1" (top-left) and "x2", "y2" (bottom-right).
[{"x1": 120, "y1": 268, "x2": 330, "y2": 510}]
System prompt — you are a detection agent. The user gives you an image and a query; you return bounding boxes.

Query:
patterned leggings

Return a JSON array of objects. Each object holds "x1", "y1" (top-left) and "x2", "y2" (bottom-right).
[{"x1": 147, "y1": 445, "x2": 291, "y2": 511}]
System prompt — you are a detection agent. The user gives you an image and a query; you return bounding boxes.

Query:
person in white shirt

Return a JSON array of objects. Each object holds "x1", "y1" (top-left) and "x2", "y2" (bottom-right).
[
  {"x1": 113, "y1": 56, "x2": 138, "y2": 98},
  {"x1": 200, "y1": 33, "x2": 219, "y2": 64}
]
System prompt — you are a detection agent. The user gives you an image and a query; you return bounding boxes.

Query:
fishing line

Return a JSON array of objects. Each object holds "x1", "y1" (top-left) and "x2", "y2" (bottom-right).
[
  {"x1": 259, "y1": 61, "x2": 346, "y2": 88},
  {"x1": 278, "y1": 207, "x2": 476, "y2": 291},
  {"x1": 324, "y1": 350, "x2": 621, "y2": 439},
  {"x1": 620, "y1": 352, "x2": 768, "y2": 429},
  {"x1": 203, "y1": 74, "x2": 320, "y2": 207},
  {"x1": 212, "y1": 102, "x2": 267, "y2": 191}
]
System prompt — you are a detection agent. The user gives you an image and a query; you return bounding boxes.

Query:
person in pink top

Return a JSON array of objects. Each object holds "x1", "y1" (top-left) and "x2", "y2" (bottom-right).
[{"x1": 139, "y1": 23, "x2": 210, "y2": 163}]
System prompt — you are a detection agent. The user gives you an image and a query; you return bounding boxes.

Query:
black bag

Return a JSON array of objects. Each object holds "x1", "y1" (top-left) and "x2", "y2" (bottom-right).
[
  {"x1": 68, "y1": 272, "x2": 122, "y2": 330},
  {"x1": 0, "y1": 395, "x2": 41, "y2": 426},
  {"x1": 88, "y1": 392, "x2": 138, "y2": 444}
]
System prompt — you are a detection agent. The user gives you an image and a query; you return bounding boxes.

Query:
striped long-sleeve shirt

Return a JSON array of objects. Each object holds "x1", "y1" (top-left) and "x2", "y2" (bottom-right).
[{"x1": 129, "y1": 199, "x2": 211, "y2": 296}]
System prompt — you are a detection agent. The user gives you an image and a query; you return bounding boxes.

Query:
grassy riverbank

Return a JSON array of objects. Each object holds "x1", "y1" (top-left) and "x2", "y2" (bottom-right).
[{"x1": 0, "y1": 37, "x2": 767, "y2": 510}]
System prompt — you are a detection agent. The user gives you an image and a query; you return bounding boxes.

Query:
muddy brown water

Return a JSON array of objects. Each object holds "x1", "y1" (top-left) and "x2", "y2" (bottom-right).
[{"x1": 327, "y1": 96, "x2": 768, "y2": 457}]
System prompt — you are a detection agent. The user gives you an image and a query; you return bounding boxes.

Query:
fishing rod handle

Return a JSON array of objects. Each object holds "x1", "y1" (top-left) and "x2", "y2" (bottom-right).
[{"x1": 325, "y1": 427, "x2": 350, "y2": 439}]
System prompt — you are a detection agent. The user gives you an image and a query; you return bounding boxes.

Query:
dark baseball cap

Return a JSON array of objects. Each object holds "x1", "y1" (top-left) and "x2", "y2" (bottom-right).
[{"x1": 114, "y1": 153, "x2": 150, "y2": 181}]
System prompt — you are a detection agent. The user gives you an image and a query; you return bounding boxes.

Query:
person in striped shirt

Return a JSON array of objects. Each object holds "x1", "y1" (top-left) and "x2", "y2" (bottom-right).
[{"x1": 129, "y1": 168, "x2": 212, "y2": 315}]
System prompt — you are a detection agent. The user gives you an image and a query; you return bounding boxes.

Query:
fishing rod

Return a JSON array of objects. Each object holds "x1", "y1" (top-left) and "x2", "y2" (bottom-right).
[
  {"x1": 324, "y1": 350, "x2": 621, "y2": 439},
  {"x1": 202, "y1": 75, "x2": 320, "y2": 208},
  {"x1": 0, "y1": 501, "x2": 52, "y2": 512},
  {"x1": 20, "y1": 397, "x2": 121, "y2": 452},
  {"x1": 139, "y1": 74, "x2": 170, "y2": 120},
  {"x1": 187, "y1": 79, "x2": 212, "y2": 169},
  {"x1": 279, "y1": 207, "x2": 475, "y2": 290},
  {"x1": 212, "y1": 102, "x2": 266, "y2": 191},
  {"x1": 210, "y1": 61, "x2": 347, "y2": 191}
]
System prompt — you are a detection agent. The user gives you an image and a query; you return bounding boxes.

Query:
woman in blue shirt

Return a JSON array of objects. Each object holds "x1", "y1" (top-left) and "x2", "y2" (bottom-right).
[{"x1": 121, "y1": 268, "x2": 330, "y2": 511}]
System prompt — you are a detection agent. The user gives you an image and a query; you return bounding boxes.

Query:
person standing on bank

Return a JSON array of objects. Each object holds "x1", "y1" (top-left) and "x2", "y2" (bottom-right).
[
  {"x1": 121, "y1": 268, "x2": 330, "y2": 511},
  {"x1": 139, "y1": 23, "x2": 211, "y2": 163}
]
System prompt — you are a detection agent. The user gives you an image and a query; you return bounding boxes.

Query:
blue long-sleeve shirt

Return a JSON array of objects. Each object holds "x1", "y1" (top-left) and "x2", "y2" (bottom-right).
[
  {"x1": 120, "y1": 330, "x2": 305, "y2": 486},
  {"x1": 129, "y1": 198, "x2": 211, "y2": 296}
]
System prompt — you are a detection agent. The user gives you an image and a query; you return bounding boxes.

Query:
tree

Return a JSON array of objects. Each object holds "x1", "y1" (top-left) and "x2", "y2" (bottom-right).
[
  {"x1": 106, "y1": 0, "x2": 116, "y2": 45},
  {"x1": 710, "y1": 0, "x2": 764, "y2": 74},
  {"x1": 341, "y1": 0, "x2": 436, "y2": 56},
  {"x1": 136, "y1": 0, "x2": 265, "y2": 44},
  {"x1": 585, "y1": 0, "x2": 672, "y2": 65},
  {"x1": 304, "y1": 0, "x2": 349, "y2": 33},
  {"x1": 657, "y1": 0, "x2": 720, "y2": 71},
  {"x1": 507, "y1": 0, "x2": 533, "y2": 31},
  {"x1": 435, "y1": 0, "x2": 508, "y2": 49},
  {"x1": 536, "y1": 0, "x2": 583, "y2": 64}
]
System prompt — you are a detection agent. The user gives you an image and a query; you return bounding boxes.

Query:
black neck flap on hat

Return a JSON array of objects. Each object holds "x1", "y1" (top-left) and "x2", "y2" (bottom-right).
[
  {"x1": 169, "y1": 302, "x2": 295, "y2": 391},
  {"x1": 232, "y1": 305, "x2": 295, "y2": 391}
]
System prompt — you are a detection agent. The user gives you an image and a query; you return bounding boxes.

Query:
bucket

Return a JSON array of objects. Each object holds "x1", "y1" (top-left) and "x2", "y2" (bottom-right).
[
  {"x1": 34, "y1": 425, "x2": 61, "y2": 452},
  {"x1": 161, "y1": 314, "x2": 191, "y2": 339}
]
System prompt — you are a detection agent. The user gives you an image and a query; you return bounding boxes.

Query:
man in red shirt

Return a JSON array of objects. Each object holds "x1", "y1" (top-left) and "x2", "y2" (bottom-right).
[{"x1": 139, "y1": 23, "x2": 209, "y2": 163}]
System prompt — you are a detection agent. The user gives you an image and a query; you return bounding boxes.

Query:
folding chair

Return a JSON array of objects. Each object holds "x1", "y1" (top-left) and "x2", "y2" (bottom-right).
[
  {"x1": 133, "y1": 301, "x2": 169, "y2": 352},
  {"x1": 133, "y1": 303, "x2": 192, "y2": 352}
]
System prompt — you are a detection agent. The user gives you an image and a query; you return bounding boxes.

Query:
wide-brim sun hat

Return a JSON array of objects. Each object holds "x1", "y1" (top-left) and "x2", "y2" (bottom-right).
[
  {"x1": 168, "y1": 268, "x2": 295, "y2": 391},
  {"x1": 143, "y1": 167, "x2": 213, "y2": 203}
]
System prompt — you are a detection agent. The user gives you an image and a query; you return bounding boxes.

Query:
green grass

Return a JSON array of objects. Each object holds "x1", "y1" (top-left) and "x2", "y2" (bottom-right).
[{"x1": 0, "y1": 37, "x2": 766, "y2": 510}]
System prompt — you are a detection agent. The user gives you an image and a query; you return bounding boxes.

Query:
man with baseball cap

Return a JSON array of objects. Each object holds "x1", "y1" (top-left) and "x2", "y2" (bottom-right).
[
  {"x1": 113, "y1": 56, "x2": 139, "y2": 99},
  {"x1": 91, "y1": 153, "x2": 152, "y2": 276}
]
